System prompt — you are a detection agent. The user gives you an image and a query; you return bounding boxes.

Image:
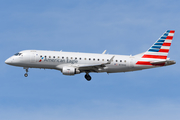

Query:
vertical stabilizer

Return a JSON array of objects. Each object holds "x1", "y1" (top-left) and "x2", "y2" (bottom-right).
[{"x1": 136, "y1": 30, "x2": 175, "y2": 65}]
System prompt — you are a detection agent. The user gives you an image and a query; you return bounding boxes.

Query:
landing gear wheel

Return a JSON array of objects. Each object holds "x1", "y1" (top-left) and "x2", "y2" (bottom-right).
[
  {"x1": 24, "y1": 73, "x2": 28, "y2": 77},
  {"x1": 24, "y1": 68, "x2": 29, "y2": 77},
  {"x1": 85, "y1": 74, "x2": 91, "y2": 81}
]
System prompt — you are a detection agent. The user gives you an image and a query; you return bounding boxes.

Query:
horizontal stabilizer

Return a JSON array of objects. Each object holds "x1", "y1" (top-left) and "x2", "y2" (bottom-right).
[
  {"x1": 151, "y1": 60, "x2": 176, "y2": 66},
  {"x1": 150, "y1": 61, "x2": 167, "y2": 65}
]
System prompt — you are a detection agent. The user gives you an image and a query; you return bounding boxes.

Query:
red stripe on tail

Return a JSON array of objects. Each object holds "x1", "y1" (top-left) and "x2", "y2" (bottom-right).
[
  {"x1": 142, "y1": 55, "x2": 167, "y2": 59},
  {"x1": 136, "y1": 61, "x2": 152, "y2": 65},
  {"x1": 170, "y1": 30, "x2": 175, "y2": 33},
  {"x1": 159, "y1": 49, "x2": 169, "y2": 53},
  {"x1": 162, "y1": 43, "x2": 171, "y2": 46},
  {"x1": 166, "y1": 36, "x2": 173, "y2": 40},
  {"x1": 136, "y1": 61, "x2": 165, "y2": 66}
]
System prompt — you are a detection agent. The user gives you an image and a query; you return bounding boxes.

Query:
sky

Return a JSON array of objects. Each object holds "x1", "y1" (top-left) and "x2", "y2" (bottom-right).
[{"x1": 0, "y1": 0, "x2": 180, "y2": 120}]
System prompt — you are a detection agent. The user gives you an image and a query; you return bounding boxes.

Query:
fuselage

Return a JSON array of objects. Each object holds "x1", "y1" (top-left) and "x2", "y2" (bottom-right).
[{"x1": 5, "y1": 50, "x2": 161, "y2": 74}]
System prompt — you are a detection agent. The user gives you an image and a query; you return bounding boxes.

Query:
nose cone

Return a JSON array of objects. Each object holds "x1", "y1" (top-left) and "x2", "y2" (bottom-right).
[{"x1": 5, "y1": 58, "x2": 11, "y2": 64}]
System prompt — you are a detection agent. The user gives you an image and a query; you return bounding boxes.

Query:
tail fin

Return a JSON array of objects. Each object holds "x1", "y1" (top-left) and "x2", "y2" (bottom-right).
[
  {"x1": 136, "y1": 30, "x2": 175, "y2": 65},
  {"x1": 147, "y1": 30, "x2": 174, "y2": 54}
]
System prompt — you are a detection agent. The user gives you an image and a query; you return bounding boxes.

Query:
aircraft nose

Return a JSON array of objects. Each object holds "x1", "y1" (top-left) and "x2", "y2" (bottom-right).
[{"x1": 5, "y1": 58, "x2": 11, "y2": 64}]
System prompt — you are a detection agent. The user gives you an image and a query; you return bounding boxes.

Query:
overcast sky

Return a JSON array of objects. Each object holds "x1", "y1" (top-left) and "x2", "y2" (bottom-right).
[{"x1": 1, "y1": 0, "x2": 180, "y2": 120}]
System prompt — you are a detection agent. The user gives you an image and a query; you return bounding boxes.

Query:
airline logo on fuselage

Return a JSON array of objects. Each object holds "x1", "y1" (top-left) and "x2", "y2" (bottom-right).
[
  {"x1": 39, "y1": 57, "x2": 78, "y2": 64},
  {"x1": 39, "y1": 57, "x2": 44, "y2": 62}
]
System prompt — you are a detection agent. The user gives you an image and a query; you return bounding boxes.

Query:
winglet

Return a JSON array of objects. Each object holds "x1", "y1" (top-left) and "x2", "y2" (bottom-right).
[
  {"x1": 107, "y1": 56, "x2": 115, "y2": 64},
  {"x1": 102, "y1": 50, "x2": 107, "y2": 54}
]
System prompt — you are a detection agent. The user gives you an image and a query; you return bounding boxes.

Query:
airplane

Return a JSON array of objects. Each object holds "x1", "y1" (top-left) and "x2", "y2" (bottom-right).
[{"x1": 5, "y1": 30, "x2": 176, "y2": 81}]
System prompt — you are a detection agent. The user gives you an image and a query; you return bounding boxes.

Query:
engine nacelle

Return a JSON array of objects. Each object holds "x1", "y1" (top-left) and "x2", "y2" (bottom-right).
[{"x1": 62, "y1": 66, "x2": 80, "y2": 76}]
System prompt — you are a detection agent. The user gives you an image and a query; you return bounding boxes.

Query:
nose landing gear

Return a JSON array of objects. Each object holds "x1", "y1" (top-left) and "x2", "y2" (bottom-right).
[
  {"x1": 24, "y1": 68, "x2": 29, "y2": 77},
  {"x1": 85, "y1": 73, "x2": 92, "y2": 81}
]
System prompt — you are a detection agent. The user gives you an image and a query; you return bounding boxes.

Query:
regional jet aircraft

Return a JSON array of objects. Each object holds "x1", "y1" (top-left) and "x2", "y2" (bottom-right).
[{"x1": 5, "y1": 30, "x2": 176, "y2": 81}]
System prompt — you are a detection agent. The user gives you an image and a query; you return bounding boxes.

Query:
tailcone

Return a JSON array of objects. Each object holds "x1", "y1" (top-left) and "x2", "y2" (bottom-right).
[{"x1": 166, "y1": 60, "x2": 176, "y2": 66}]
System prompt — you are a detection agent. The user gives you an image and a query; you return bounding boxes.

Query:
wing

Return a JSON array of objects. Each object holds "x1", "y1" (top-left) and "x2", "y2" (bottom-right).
[{"x1": 73, "y1": 56, "x2": 115, "y2": 72}]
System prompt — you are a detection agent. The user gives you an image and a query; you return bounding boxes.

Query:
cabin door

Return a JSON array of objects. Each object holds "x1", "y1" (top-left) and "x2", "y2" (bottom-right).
[
  {"x1": 129, "y1": 56, "x2": 135, "y2": 68},
  {"x1": 30, "y1": 52, "x2": 37, "y2": 62}
]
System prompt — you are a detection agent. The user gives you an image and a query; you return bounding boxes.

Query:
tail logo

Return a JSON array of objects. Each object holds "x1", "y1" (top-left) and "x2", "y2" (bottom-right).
[
  {"x1": 148, "y1": 30, "x2": 174, "y2": 54},
  {"x1": 136, "y1": 30, "x2": 175, "y2": 66}
]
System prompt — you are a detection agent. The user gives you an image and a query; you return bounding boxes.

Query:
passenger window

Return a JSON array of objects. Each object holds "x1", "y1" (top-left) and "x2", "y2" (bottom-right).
[
  {"x1": 89, "y1": 58, "x2": 91, "y2": 60},
  {"x1": 75, "y1": 57, "x2": 77, "y2": 59},
  {"x1": 45, "y1": 56, "x2": 47, "y2": 58},
  {"x1": 79, "y1": 58, "x2": 81, "y2": 60},
  {"x1": 84, "y1": 58, "x2": 86, "y2": 60},
  {"x1": 116, "y1": 60, "x2": 118, "y2": 62},
  {"x1": 97, "y1": 59, "x2": 99, "y2": 61},
  {"x1": 62, "y1": 57, "x2": 64, "y2": 59},
  {"x1": 107, "y1": 59, "x2": 109, "y2": 61},
  {"x1": 124, "y1": 60, "x2": 126, "y2": 62},
  {"x1": 71, "y1": 57, "x2": 73, "y2": 59},
  {"x1": 66, "y1": 57, "x2": 68, "y2": 59},
  {"x1": 49, "y1": 56, "x2": 51, "y2": 58},
  {"x1": 120, "y1": 60, "x2": 122, "y2": 62},
  {"x1": 53, "y1": 56, "x2": 55, "y2": 58},
  {"x1": 102, "y1": 59, "x2": 104, "y2": 61},
  {"x1": 93, "y1": 58, "x2": 95, "y2": 61},
  {"x1": 40, "y1": 55, "x2": 42, "y2": 58},
  {"x1": 58, "y1": 56, "x2": 60, "y2": 58}
]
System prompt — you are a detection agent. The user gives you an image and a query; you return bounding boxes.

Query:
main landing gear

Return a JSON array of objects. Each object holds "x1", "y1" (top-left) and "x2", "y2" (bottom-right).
[
  {"x1": 85, "y1": 73, "x2": 91, "y2": 81},
  {"x1": 24, "y1": 68, "x2": 29, "y2": 77}
]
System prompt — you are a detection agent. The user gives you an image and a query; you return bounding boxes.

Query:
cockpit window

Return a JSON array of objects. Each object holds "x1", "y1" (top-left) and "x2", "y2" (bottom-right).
[{"x1": 14, "y1": 53, "x2": 22, "y2": 56}]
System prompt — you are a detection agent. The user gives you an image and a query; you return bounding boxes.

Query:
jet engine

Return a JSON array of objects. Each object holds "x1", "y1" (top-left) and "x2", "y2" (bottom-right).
[{"x1": 62, "y1": 66, "x2": 80, "y2": 75}]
